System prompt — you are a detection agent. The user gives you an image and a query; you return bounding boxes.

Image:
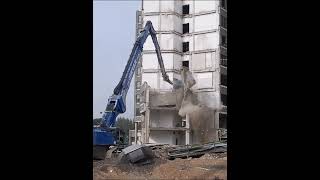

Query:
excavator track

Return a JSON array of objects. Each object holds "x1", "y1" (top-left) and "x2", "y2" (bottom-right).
[{"x1": 93, "y1": 145, "x2": 109, "y2": 160}]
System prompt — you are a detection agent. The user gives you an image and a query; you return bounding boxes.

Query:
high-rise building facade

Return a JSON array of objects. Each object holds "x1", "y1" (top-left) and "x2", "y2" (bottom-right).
[{"x1": 132, "y1": 0, "x2": 227, "y2": 145}]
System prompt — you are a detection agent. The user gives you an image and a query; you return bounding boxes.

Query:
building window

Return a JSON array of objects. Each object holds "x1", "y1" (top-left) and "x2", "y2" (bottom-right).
[
  {"x1": 183, "y1": 42, "x2": 189, "y2": 52},
  {"x1": 220, "y1": 54, "x2": 227, "y2": 67},
  {"x1": 182, "y1": 5, "x2": 189, "y2": 15},
  {"x1": 136, "y1": 81, "x2": 141, "y2": 88},
  {"x1": 220, "y1": 15, "x2": 227, "y2": 29},
  {"x1": 221, "y1": 54, "x2": 227, "y2": 60},
  {"x1": 221, "y1": 35, "x2": 227, "y2": 47},
  {"x1": 221, "y1": 0, "x2": 227, "y2": 10},
  {"x1": 135, "y1": 108, "x2": 140, "y2": 116},
  {"x1": 183, "y1": 23, "x2": 189, "y2": 34},
  {"x1": 221, "y1": 74, "x2": 227, "y2": 86},
  {"x1": 182, "y1": 61, "x2": 189, "y2": 68},
  {"x1": 221, "y1": 94, "x2": 227, "y2": 106},
  {"x1": 219, "y1": 113, "x2": 227, "y2": 129}
]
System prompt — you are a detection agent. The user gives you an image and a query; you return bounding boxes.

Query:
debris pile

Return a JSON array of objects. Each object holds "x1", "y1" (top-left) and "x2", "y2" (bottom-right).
[
  {"x1": 200, "y1": 152, "x2": 227, "y2": 160},
  {"x1": 168, "y1": 142, "x2": 227, "y2": 159},
  {"x1": 94, "y1": 142, "x2": 227, "y2": 180},
  {"x1": 146, "y1": 143, "x2": 170, "y2": 160}
]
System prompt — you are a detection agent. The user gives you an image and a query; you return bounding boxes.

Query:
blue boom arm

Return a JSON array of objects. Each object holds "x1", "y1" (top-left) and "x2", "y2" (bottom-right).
[{"x1": 100, "y1": 21, "x2": 172, "y2": 130}]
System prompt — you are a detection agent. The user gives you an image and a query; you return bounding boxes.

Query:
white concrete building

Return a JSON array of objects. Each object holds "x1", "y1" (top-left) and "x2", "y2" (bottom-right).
[{"x1": 132, "y1": 0, "x2": 227, "y2": 145}]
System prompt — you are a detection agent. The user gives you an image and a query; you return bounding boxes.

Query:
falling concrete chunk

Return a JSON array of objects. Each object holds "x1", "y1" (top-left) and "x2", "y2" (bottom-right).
[{"x1": 176, "y1": 67, "x2": 201, "y2": 117}]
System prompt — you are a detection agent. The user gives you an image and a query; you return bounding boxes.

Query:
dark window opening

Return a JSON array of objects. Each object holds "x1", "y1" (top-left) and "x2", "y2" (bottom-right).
[
  {"x1": 221, "y1": 35, "x2": 227, "y2": 47},
  {"x1": 182, "y1": 61, "x2": 189, "y2": 68},
  {"x1": 219, "y1": 113, "x2": 227, "y2": 129},
  {"x1": 220, "y1": 15, "x2": 227, "y2": 29},
  {"x1": 106, "y1": 101, "x2": 116, "y2": 111},
  {"x1": 221, "y1": 74, "x2": 227, "y2": 86},
  {"x1": 182, "y1": 5, "x2": 189, "y2": 15},
  {"x1": 221, "y1": 54, "x2": 227, "y2": 67},
  {"x1": 135, "y1": 108, "x2": 140, "y2": 116},
  {"x1": 136, "y1": 81, "x2": 141, "y2": 88},
  {"x1": 183, "y1": 23, "x2": 189, "y2": 34},
  {"x1": 221, "y1": 94, "x2": 227, "y2": 106},
  {"x1": 221, "y1": 54, "x2": 227, "y2": 60},
  {"x1": 183, "y1": 42, "x2": 189, "y2": 52},
  {"x1": 221, "y1": 0, "x2": 226, "y2": 9}
]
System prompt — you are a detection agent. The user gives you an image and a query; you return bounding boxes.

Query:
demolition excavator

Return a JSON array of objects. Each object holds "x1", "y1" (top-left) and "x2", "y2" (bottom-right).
[{"x1": 93, "y1": 21, "x2": 174, "y2": 159}]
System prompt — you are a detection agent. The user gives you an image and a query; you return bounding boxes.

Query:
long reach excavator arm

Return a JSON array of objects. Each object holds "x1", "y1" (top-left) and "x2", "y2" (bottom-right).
[{"x1": 93, "y1": 21, "x2": 173, "y2": 159}]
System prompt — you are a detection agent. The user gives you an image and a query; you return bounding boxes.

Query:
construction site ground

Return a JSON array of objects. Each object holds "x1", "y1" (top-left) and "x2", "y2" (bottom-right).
[{"x1": 93, "y1": 152, "x2": 227, "y2": 180}]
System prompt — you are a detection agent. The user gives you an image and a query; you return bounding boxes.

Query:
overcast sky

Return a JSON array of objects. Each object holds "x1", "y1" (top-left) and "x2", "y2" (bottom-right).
[{"x1": 93, "y1": 1, "x2": 140, "y2": 119}]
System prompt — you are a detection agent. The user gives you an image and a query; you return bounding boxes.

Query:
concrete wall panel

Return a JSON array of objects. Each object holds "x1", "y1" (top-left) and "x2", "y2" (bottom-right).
[
  {"x1": 205, "y1": 52, "x2": 213, "y2": 68},
  {"x1": 195, "y1": 13, "x2": 217, "y2": 32},
  {"x1": 194, "y1": 32, "x2": 218, "y2": 51},
  {"x1": 162, "y1": 53, "x2": 174, "y2": 69},
  {"x1": 150, "y1": 110, "x2": 175, "y2": 128},
  {"x1": 143, "y1": 53, "x2": 158, "y2": 69},
  {"x1": 144, "y1": 15, "x2": 159, "y2": 31},
  {"x1": 174, "y1": 0, "x2": 183, "y2": 14},
  {"x1": 160, "y1": 0, "x2": 174, "y2": 12},
  {"x1": 144, "y1": 0, "x2": 159, "y2": 13},
  {"x1": 149, "y1": 131, "x2": 174, "y2": 144},
  {"x1": 192, "y1": 53, "x2": 206, "y2": 71},
  {"x1": 194, "y1": 72, "x2": 213, "y2": 89},
  {"x1": 142, "y1": 73, "x2": 157, "y2": 89},
  {"x1": 173, "y1": 15, "x2": 182, "y2": 33},
  {"x1": 194, "y1": 0, "x2": 215, "y2": 13},
  {"x1": 161, "y1": 14, "x2": 173, "y2": 31},
  {"x1": 173, "y1": 53, "x2": 182, "y2": 69}
]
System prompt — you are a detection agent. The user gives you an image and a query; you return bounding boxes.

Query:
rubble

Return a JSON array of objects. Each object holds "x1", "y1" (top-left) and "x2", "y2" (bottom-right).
[
  {"x1": 168, "y1": 142, "x2": 227, "y2": 159},
  {"x1": 145, "y1": 143, "x2": 170, "y2": 160},
  {"x1": 93, "y1": 142, "x2": 227, "y2": 180},
  {"x1": 200, "y1": 152, "x2": 227, "y2": 160}
]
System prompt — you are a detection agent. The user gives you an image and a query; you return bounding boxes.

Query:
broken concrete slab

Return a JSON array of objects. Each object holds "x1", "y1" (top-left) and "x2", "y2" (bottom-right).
[{"x1": 118, "y1": 144, "x2": 154, "y2": 164}]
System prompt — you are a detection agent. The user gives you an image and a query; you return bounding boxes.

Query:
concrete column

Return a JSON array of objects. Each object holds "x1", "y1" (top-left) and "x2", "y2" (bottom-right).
[
  {"x1": 145, "y1": 86, "x2": 150, "y2": 143},
  {"x1": 185, "y1": 114, "x2": 190, "y2": 145},
  {"x1": 214, "y1": 110, "x2": 219, "y2": 141},
  {"x1": 134, "y1": 122, "x2": 138, "y2": 144},
  {"x1": 145, "y1": 109, "x2": 150, "y2": 143}
]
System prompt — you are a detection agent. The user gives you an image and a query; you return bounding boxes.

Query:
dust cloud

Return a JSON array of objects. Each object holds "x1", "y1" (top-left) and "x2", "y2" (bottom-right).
[{"x1": 176, "y1": 67, "x2": 219, "y2": 143}]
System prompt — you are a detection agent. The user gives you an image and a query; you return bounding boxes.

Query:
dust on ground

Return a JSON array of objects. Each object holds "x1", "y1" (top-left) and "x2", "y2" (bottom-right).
[{"x1": 93, "y1": 152, "x2": 227, "y2": 180}]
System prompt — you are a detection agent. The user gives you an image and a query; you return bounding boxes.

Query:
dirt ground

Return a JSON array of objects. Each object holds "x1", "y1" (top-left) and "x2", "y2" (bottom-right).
[{"x1": 93, "y1": 152, "x2": 227, "y2": 180}]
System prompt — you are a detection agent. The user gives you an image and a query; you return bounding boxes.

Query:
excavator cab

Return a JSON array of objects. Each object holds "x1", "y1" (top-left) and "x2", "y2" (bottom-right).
[{"x1": 105, "y1": 100, "x2": 116, "y2": 112}]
